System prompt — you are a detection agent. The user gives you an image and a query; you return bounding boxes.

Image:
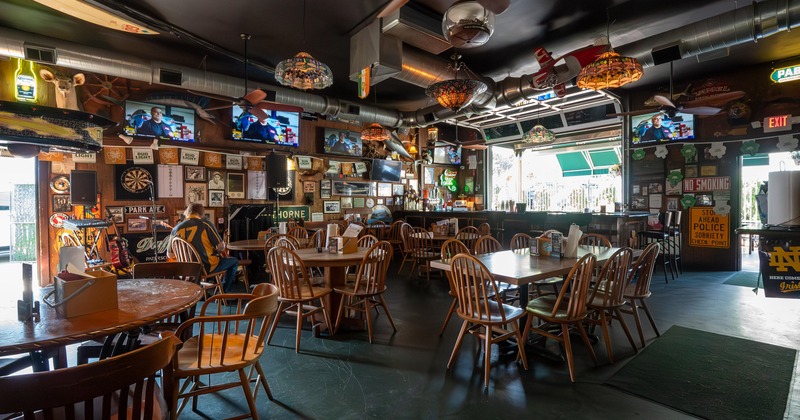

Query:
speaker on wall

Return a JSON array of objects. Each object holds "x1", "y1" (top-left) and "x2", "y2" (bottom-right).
[
  {"x1": 266, "y1": 153, "x2": 288, "y2": 188},
  {"x1": 70, "y1": 170, "x2": 97, "y2": 205}
]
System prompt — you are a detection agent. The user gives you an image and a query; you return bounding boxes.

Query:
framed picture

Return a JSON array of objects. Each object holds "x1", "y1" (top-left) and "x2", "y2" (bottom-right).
[
  {"x1": 227, "y1": 173, "x2": 245, "y2": 199},
  {"x1": 127, "y1": 218, "x2": 148, "y2": 232},
  {"x1": 700, "y1": 164, "x2": 718, "y2": 177},
  {"x1": 631, "y1": 196, "x2": 648, "y2": 210},
  {"x1": 226, "y1": 155, "x2": 243, "y2": 170},
  {"x1": 685, "y1": 165, "x2": 698, "y2": 177},
  {"x1": 320, "y1": 179, "x2": 331, "y2": 189},
  {"x1": 185, "y1": 166, "x2": 205, "y2": 181},
  {"x1": 323, "y1": 200, "x2": 341, "y2": 214},
  {"x1": 648, "y1": 182, "x2": 663, "y2": 194},
  {"x1": 632, "y1": 184, "x2": 640, "y2": 195},
  {"x1": 332, "y1": 181, "x2": 375, "y2": 196},
  {"x1": 386, "y1": 197, "x2": 393, "y2": 206},
  {"x1": 322, "y1": 128, "x2": 363, "y2": 157},
  {"x1": 353, "y1": 197, "x2": 365, "y2": 208},
  {"x1": 321, "y1": 189, "x2": 331, "y2": 199},
  {"x1": 392, "y1": 184, "x2": 404, "y2": 196},
  {"x1": 185, "y1": 182, "x2": 207, "y2": 206},
  {"x1": 106, "y1": 206, "x2": 124, "y2": 224},
  {"x1": 377, "y1": 182, "x2": 392, "y2": 197},
  {"x1": 696, "y1": 194, "x2": 713, "y2": 206},
  {"x1": 203, "y1": 209, "x2": 215, "y2": 223},
  {"x1": 208, "y1": 171, "x2": 225, "y2": 190},
  {"x1": 667, "y1": 197, "x2": 679, "y2": 211},
  {"x1": 377, "y1": 198, "x2": 384, "y2": 205},
  {"x1": 52, "y1": 195, "x2": 72, "y2": 212},
  {"x1": 208, "y1": 190, "x2": 225, "y2": 207},
  {"x1": 303, "y1": 181, "x2": 316, "y2": 193},
  {"x1": 341, "y1": 197, "x2": 353, "y2": 209}
]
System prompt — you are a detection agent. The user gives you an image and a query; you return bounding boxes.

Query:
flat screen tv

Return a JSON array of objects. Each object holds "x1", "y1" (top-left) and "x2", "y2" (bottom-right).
[
  {"x1": 433, "y1": 142, "x2": 462, "y2": 165},
  {"x1": 322, "y1": 128, "x2": 363, "y2": 157},
  {"x1": 232, "y1": 106, "x2": 300, "y2": 147},
  {"x1": 370, "y1": 159, "x2": 402, "y2": 182},
  {"x1": 631, "y1": 112, "x2": 694, "y2": 146},
  {"x1": 123, "y1": 100, "x2": 196, "y2": 142}
]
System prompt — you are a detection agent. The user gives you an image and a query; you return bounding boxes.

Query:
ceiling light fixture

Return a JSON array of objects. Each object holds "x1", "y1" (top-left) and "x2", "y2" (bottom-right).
[
  {"x1": 425, "y1": 54, "x2": 487, "y2": 112},
  {"x1": 576, "y1": 11, "x2": 642, "y2": 90},
  {"x1": 360, "y1": 74, "x2": 390, "y2": 141},
  {"x1": 274, "y1": 0, "x2": 333, "y2": 90},
  {"x1": 33, "y1": 0, "x2": 159, "y2": 34},
  {"x1": 522, "y1": 103, "x2": 555, "y2": 144}
]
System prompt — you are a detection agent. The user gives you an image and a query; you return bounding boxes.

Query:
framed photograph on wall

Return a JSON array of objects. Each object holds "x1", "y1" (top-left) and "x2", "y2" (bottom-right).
[
  {"x1": 185, "y1": 182, "x2": 207, "y2": 207},
  {"x1": 208, "y1": 190, "x2": 225, "y2": 207},
  {"x1": 203, "y1": 209, "x2": 215, "y2": 224},
  {"x1": 321, "y1": 189, "x2": 331, "y2": 199},
  {"x1": 392, "y1": 184, "x2": 404, "y2": 196},
  {"x1": 52, "y1": 195, "x2": 72, "y2": 212},
  {"x1": 340, "y1": 197, "x2": 353, "y2": 209},
  {"x1": 323, "y1": 200, "x2": 341, "y2": 214},
  {"x1": 185, "y1": 166, "x2": 205, "y2": 181},
  {"x1": 377, "y1": 182, "x2": 392, "y2": 197},
  {"x1": 685, "y1": 165, "x2": 698, "y2": 177},
  {"x1": 227, "y1": 173, "x2": 245, "y2": 199},
  {"x1": 353, "y1": 197, "x2": 365, "y2": 208},
  {"x1": 208, "y1": 171, "x2": 225, "y2": 190},
  {"x1": 332, "y1": 181, "x2": 375, "y2": 196},
  {"x1": 106, "y1": 206, "x2": 124, "y2": 224},
  {"x1": 700, "y1": 164, "x2": 718, "y2": 177},
  {"x1": 127, "y1": 218, "x2": 148, "y2": 232}
]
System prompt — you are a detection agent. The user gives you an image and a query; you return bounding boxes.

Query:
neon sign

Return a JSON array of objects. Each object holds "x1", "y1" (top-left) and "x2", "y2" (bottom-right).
[{"x1": 770, "y1": 65, "x2": 800, "y2": 83}]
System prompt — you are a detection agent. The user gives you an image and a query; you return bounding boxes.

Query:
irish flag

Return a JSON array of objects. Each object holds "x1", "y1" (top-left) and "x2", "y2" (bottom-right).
[{"x1": 358, "y1": 66, "x2": 370, "y2": 99}]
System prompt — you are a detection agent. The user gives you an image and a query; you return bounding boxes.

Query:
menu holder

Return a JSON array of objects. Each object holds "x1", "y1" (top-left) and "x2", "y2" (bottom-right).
[
  {"x1": 338, "y1": 224, "x2": 362, "y2": 254},
  {"x1": 44, "y1": 264, "x2": 118, "y2": 318}
]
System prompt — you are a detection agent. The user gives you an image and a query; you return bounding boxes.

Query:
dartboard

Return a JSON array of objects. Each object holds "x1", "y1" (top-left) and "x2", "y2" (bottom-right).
[
  {"x1": 120, "y1": 166, "x2": 153, "y2": 193},
  {"x1": 275, "y1": 177, "x2": 293, "y2": 196}
]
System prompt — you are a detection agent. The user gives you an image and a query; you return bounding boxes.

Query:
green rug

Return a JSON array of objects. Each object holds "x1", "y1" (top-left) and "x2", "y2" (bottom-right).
[
  {"x1": 605, "y1": 325, "x2": 796, "y2": 420},
  {"x1": 723, "y1": 271, "x2": 763, "y2": 288}
]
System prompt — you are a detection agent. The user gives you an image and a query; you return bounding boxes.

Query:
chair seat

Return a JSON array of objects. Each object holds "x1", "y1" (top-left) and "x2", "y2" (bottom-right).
[
  {"x1": 461, "y1": 299, "x2": 526, "y2": 324},
  {"x1": 175, "y1": 334, "x2": 260, "y2": 373},
  {"x1": 278, "y1": 286, "x2": 331, "y2": 301},
  {"x1": 526, "y1": 295, "x2": 587, "y2": 322},
  {"x1": 333, "y1": 284, "x2": 387, "y2": 296},
  {"x1": 586, "y1": 291, "x2": 625, "y2": 309},
  {"x1": 412, "y1": 251, "x2": 438, "y2": 259},
  {"x1": 238, "y1": 259, "x2": 252, "y2": 266},
  {"x1": 623, "y1": 284, "x2": 652, "y2": 299},
  {"x1": 639, "y1": 230, "x2": 668, "y2": 240}
]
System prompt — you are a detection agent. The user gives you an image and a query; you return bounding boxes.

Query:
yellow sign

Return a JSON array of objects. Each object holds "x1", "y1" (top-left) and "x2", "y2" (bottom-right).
[{"x1": 689, "y1": 207, "x2": 729, "y2": 248}]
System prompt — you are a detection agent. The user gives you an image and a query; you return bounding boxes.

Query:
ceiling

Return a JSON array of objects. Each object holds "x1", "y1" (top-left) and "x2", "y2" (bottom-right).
[{"x1": 2, "y1": 0, "x2": 800, "y2": 132}]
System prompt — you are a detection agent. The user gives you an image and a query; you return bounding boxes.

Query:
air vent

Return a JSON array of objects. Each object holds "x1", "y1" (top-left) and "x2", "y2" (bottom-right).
[
  {"x1": 24, "y1": 45, "x2": 56, "y2": 64},
  {"x1": 158, "y1": 69, "x2": 183, "y2": 86},
  {"x1": 346, "y1": 104, "x2": 361, "y2": 115}
]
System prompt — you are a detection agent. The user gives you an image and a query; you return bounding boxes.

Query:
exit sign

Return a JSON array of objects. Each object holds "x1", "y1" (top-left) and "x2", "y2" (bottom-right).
[
  {"x1": 771, "y1": 65, "x2": 800, "y2": 83},
  {"x1": 763, "y1": 114, "x2": 793, "y2": 133}
]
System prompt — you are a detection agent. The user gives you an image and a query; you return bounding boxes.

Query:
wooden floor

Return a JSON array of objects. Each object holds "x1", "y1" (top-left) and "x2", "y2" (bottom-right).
[{"x1": 2, "y1": 252, "x2": 798, "y2": 419}]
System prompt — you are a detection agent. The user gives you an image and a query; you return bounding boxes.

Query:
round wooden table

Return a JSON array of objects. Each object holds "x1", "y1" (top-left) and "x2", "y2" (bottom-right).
[
  {"x1": 227, "y1": 238, "x2": 312, "y2": 251},
  {"x1": 0, "y1": 279, "x2": 203, "y2": 359}
]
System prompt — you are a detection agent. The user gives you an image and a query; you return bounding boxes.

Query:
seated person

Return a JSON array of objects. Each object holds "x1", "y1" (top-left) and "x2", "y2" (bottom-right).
[
  {"x1": 136, "y1": 107, "x2": 173, "y2": 139},
  {"x1": 166, "y1": 203, "x2": 239, "y2": 292},
  {"x1": 244, "y1": 116, "x2": 280, "y2": 142}
]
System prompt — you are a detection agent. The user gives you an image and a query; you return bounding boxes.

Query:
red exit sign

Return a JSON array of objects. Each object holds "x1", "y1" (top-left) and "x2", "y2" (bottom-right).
[{"x1": 763, "y1": 114, "x2": 793, "y2": 132}]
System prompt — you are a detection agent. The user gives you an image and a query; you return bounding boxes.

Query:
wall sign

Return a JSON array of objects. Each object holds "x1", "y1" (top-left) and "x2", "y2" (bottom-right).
[
  {"x1": 683, "y1": 176, "x2": 730, "y2": 192},
  {"x1": 689, "y1": 207, "x2": 729, "y2": 249},
  {"x1": 762, "y1": 244, "x2": 800, "y2": 298},
  {"x1": 275, "y1": 205, "x2": 310, "y2": 222},
  {"x1": 124, "y1": 205, "x2": 165, "y2": 214},
  {"x1": 770, "y1": 65, "x2": 800, "y2": 83}
]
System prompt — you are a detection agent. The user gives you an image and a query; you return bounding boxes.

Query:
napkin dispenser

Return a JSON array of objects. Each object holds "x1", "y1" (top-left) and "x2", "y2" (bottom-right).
[{"x1": 564, "y1": 224, "x2": 583, "y2": 259}]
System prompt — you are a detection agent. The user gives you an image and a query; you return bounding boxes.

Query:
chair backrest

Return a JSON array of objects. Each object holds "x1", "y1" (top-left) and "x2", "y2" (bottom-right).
[
  {"x1": 266, "y1": 246, "x2": 316, "y2": 300},
  {"x1": 540, "y1": 229, "x2": 563, "y2": 239},
  {"x1": 626, "y1": 242, "x2": 660, "y2": 297},
  {"x1": 367, "y1": 220, "x2": 387, "y2": 240},
  {"x1": 387, "y1": 220, "x2": 404, "y2": 241},
  {"x1": 478, "y1": 222, "x2": 491, "y2": 236},
  {"x1": 358, "y1": 234, "x2": 379, "y2": 248},
  {"x1": 441, "y1": 238, "x2": 470, "y2": 260},
  {"x1": 307, "y1": 228, "x2": 326, "y2": 249},
  {"x1": 264, "y1": 233, "x2": 300, "y2": 251},
  {"x1": 132, "y1": 261, "x2": 204, "y2": 283},
  {"x1": 170, "y1": 236, "x2": 208, "y2": 274},
  {"x1": 399, "y1": 222, "x2": 413, "y2": 252},
  {"x1": 409, "y1": 227, "x2": 434, "y2": 256},
  {"x1": 549, "y1": 253, "x2": 596, "y2": 320},
  {"x1": 579, "y1": 233, "x2": 612, "y2": 248},
  {"x1": 257, "y1": 230, "x2": 271, "y2": 241},
  {"x1": 450, "y1": 253, "x2": 510, "y2": 323},
  {"x1": 510, "y1": 233, "x2": 534, "y2": 250},
  {"x1": 61, "y1": 232, "x2": 81, "y2": 247},
  {"x1": 0, "y1": 336, "x2": 175, "y2": 419},
  {"x1": 474, "y1": 235, "x2": 503, "y2": 255},
  {"x1": 456, "y1": 226, "x2": 480, "y2": 251},
  {"x1": 589, "y1": 247, "x2": 633, "y2": 307},
  {"x1": 352, "y1": 241, "x2": 394, "y2": 293},
  {"x1": 287, "y1": 226, "x2": 309, "y2": 239}
]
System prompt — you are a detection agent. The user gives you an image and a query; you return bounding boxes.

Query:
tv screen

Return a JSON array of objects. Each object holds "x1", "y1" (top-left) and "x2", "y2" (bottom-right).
[
  {"x1": 631, "y1": 112, "x2": 694, "y2": 146},
  {"x1": 123, "y1": 100, "x2": 196, "y2": 142},
  {"x1": 370, "y1": 159, "x2": 402, "y2": 182},
  {"x1": 322, "y1": 128, "x2": 363, "y2": 157},
  {"x1": 232, "y1": 106, "x2": 300, "y2": 147},
  {"x1": 433, "y1": 142, "x2": 462, "y2": 165}
]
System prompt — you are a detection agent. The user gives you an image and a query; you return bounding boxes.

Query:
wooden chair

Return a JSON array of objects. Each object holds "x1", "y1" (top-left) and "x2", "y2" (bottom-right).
[
  {"x1": 522, "y1": 253, "x2": 599, "y2": 382},
  {"x1": 397, "y1": 222, "x2": 414, "y2": 274},
  {"x1": 307, "y1": 228, "x2": 326, "y2": 249},
  {"x1": 586, "y1": 247, "x2": 637, "y2": 363},
  {"x1": 133, "y1": 261, "x2": 205, "y2": 331},
  {"x1": 531, "y1": 230, "x2": 566, "y2": 296},
  {"x1": 455, "y1": 226, "x2": 480, "y2": 252},
  {"x1": 263, "y1": 233, "x2": 300, "y2": 250},
  {"x1": 333, "y1": 241, "x2": 396, "y2": 343},
  {"x1": 448, "y1": 253, "x2": 528, "y2": 389},
  {"x1": 0, "y1": 336, "x2": 175, "y2": 420},
  {"x1": 357, "y1": 234, "x2": 379, "y2": 248},
  {"x1": 474, "y1": 235, "x2": 503, "y2": 255},
  {"x1": 169, "y1": 288, "x2": 279, "y2": 419},
  {"x1": 265, "y1": 246, "x2": 333, "y2": 353},
  {"x1": 385, "y1": 219, "x2": 405, "y2": 252},
  {"x1": 408, "y1": 227, "x2": 439, "y2": 285},
  {"x1": 367, "y1": 220, "x2": 387, "y2": 240},
  {"x1": 579, "y1": 233, "x2": 612, "y2": 248},
  {"x1": 438, "y1": 239, "x2": 470, "y2": 336},
  {"x1": 622, "y1": 242, "x2": 662, "y2": 347},
  {"x1": 169, "y1": 237, "x2": 224, "y2": 298},
  {"x1": 287, "y1": 226, "x2": 309, "y2": 239},
  {"x1": 478, "y1": 222, "x2": 491, "y2": 236},
  {"x1": 510, "y1": 233, "x2": 534, "y2": 250}
]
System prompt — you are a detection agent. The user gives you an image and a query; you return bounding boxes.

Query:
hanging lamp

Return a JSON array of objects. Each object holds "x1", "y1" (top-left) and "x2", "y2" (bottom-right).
[
  {"x1": 576, "y1": 10, "x2": 642, "y2": 90},
  {"x1": 425, "y1": 54, "x2": 487, "y2": 112},
  {"x1": 274, "y1": 0, "x2": 333, "y2": 90},
  {"x1": 522, "y1": 102, "x2": 555, "y2": 144},
  {"x1": 360, "y1": 79, "x2": 390, "y2": 141}
]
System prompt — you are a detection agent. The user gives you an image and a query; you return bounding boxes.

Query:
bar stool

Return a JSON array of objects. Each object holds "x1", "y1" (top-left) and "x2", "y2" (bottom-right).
[
  {"x1": 636, "y1": 212, "x2": 675, "y2": 283},
  {"x1": 666, "y1": 210, "x2": 682, "y2": 275}
]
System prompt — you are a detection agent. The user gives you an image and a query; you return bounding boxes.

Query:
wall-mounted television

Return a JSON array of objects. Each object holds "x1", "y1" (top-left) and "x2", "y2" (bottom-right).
[
  {"x1": 631, "y1": 112, "x2": 694, "y2": 146},
  {"x1": 433, "y1": 142, "x2": 462, "y2": 165},
  {"x1": 322, "y1": 128, "x2": 363, "y2": 157},
  {"x1": 232, "y1": 106, "x2": 300, "y2": 147},
  {"x1": 370, "y1": 159, "x2": 402, "y2": 182},
  {"x1": 123, "y1": 100, "x2": 196, "y2": 142}
]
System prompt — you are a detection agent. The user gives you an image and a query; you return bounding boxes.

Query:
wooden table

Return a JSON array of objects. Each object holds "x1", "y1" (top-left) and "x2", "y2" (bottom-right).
[
  {"x1": 293, "y1": 247, "x2": 370, "y2": 334},
  {"x1": 227, "y1": 238, "x2": 311, "y2": 251},
  {"x1": 0, "y1": 279, "x2": 203, "y2": 370}
]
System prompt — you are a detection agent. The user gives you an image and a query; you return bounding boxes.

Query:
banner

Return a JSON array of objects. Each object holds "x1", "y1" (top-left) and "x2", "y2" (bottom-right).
[
  {"x1": 132, "y1": 148, "x2": 154, "y2": 164},
  {"x1": 122, "y1": 232, "x2": 170, "y2": 263},
  {"x1": 204, "y1": 152, "x2": 223, "y2": 168},
  {"x1": 73, "y1": 152, "x2": 96, "y2": 163},
  {"x1": 158, "y1": 147, "x2": 180, "y2": 164},
  {"x1": 103, "y1": 147, "x2": 126, "y2": 164},
  {"x1": 276, "y1": 205, "x2": 310, "y2": 222},
  {"x1": 180, "y1": 149, "x2": 199, "y2": 165},
  {"x1": 761, "y1": 241, "x2": 800, "y2": 298}
]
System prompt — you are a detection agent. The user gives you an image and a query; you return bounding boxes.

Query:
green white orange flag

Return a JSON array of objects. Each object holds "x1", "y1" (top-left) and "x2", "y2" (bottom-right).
[{"x1": 358, "y1": 66, "x2": 370, "y2": 99}]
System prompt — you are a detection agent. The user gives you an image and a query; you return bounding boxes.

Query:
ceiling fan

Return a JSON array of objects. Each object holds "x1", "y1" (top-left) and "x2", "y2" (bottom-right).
[
  {"x1": 377, "y1": 0, "x2": 510, "y2": 19},
  {"x1": 191, "y1": 34, "x2": 302, "y2": 122}
]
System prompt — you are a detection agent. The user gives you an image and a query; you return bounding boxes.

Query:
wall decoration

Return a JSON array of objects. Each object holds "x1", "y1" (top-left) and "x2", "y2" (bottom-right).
[
  {"x1": 680, "y1": 144, "x2": 697, "y2": 161},
  {"x1": 320, "y1": 179, "x2": 332, "y2": 189},
  {"x1": 714, "y1": 201, "x2": 731, "y2": 215},
  {"x1": 72, "y1": 152, "x2": 96, "y2": 163},
  {"x1": 377, "y1": 198, "x2": 384, "y2": 205},
  {"x1": 681, "y1": 194, "x2": 697, "y2": 209},
  {"x1": 696, "y1": 194, "x2": 713, "y2": 206},
  {"x1": 131, "y1": 148, "x2": 154, "y2": 164},
  {"x1": 158, "y1": 147, "x2": 180, "y2": 164},
  {"x1": 392, "y1": 184, "x2": 405, "y2": 196},
  {"x1": 208, "y1": 171, "x2": 225, "y2": 190},
  {"x1": 180, "y1": 149, "x2": 199, "y2": 165},
  {"x1": 665, "y1": 171, "x2": 683, "y2": 195},
  {"x1": 341, "y1": 162, "x2": 354, "y2": 176},
  {"x1": 631, "y1": 196, "x2": 647, "y2": 210},
  {"x1": 114, "y1": 164, "x2": 157, "y2": 201},
  {"x1": 631, "y1": 149, "x2": 646, "y2": 161},
  {"x1": 52, "y1": 195, "x2": 71, "y2": 212},
  {"x1": 157, "y1": 164, "x2": 183, "y2": 198},
  {"x1": 49, "y1": 213, "x2": 68, "y2": 228},
  {"x1": 377, "y1": 182, "x2": 392, "y2": 197},
  {"x1": 50, "y1": 175, "x2": 70, "y2": 194},
  {"x1": 303, "y1": 181, "x2": 316, "y2": 193},
  {"x1": 204, "y1": 152, "x2": 223, "y2": 168},
  {"x1": 667, "y1": 197, "x2": 678, "y2": 211},
  {"x1": 707, "y1": 142, "x2": 727, "y2": 159},
  {"x1": 103, "y1": 146, "x2": 126, "y2": 164},
  {"x1": 341, "y1": 197, "x2": 353, "y2": 209},
  {"x1": 366, "y1": 198, "x2": 375, "y2": 208},
  {"x1": 386, "y1": 197, "x2": 393, "y2": 206},
  {"x1": 246, "y1": 156, "x2": 263, "y2": 170},
  {"x1": 127, "y1": 218, "x2": 148, "y2": 232},
  {"x1": 353, "y1": 197, "x2": 365, "y2": 208},
  {"x1": 654, "y1": 145, "x2": 668, "y2": 159},
  {"x1": 185, "y1": 182, "x2": 207, "y2": 206},
  {"x1": 106, "y1": 206, "x2": 124, "y2": 224},
  {"x1": 208, "y1": 190, "x2": 224, "y2": 207},
  {"x1": 776, "y1": 134, "x2": 798, "y2": 152},
  {"x1": 226, "y1": 172, "x2": 245, "y2": 198},
  {"x1": 354, "y1": 161, "x2": 368, "y2": 174},
  {"x1": 203, "y1": 209, "x2": 215, "y2": 224},
  {"x1": 247, "y1": 170, "x2": 267, "y2": 199},
  {"x1": 227, "y1": 155, "x2": 243, "y2": 170},
  {"x1": 685, "y1": 165, "x2": 698, "y2": 177},
  {"x1": 332, "y1": 181, "x2": 376, "y2": 196},
  {"x1": 185, "y1": 166, "x2": 205, "y2": 181},
  {"x1": 740, "y1": 140, "x2": 760, "y2": 156},
  {"x1": 326, "y1": 160, "x2": 341, "y2": 176},
  {"x1": 321, "y1": 189, "x2": 331, "y2": 199},
  {"x1": 323, "y1": 200, "x2": 340, "y2": 214},
  {"x1": 648, "y1": 182, "x2": 663, "y2": 194},
  {"x1": 700, "y1": 164, "x2": 718, "y2": 177},
  {"x1": 296, "y1": 155, "x2": 313, "y2": 170}
]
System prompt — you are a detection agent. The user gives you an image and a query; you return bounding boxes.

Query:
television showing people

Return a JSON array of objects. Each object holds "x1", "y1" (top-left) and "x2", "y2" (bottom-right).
[
  {"x1": 232, "y1": 106, "x2": 300, "y2": 147},
  {"x1": 632, "y1": 112, "x2": 694, "y2": 145},
  {"x1": 322, "y1": 128, "x2": 363, "y2": 156},
  {"x1": 122, "y1": 100, "x2": 195, "y2": 142}
]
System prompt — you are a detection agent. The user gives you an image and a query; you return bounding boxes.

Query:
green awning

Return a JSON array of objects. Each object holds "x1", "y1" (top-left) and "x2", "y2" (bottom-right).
[
  {"x1": 743, "y1": 153, "x2": 769, "y2": 167},
  {"x1": 588, "y1": 149, "x2": 620, "y2": 167},
  {"x1": 556, "y1": 152, "x2": 590, "y2": 172},
  {"x1": 557, "y1": 148, "x2": 619, "y2": 177}
]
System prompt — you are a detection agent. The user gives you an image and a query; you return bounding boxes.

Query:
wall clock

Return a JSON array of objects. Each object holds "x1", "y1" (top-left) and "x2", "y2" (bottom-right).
[
  {"x1": 366, "y1": 198, "x2": 375, "y2": 208},
  {"x1": 50, "y1": 176, "x2": 70, "y2": 194}
]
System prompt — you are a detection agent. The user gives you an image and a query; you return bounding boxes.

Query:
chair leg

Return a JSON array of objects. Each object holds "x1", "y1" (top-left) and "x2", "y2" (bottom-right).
[
  {"x1": 334, "y1": 295, "x2": 347, "y2": 335},
  {"x1": 438, "y1": 298, "x2": 457, "y2": 336},
  {"x1": 598, "y1": 311, "x2": 614, "y2": 364},
  {"x1": 378, "y1": 295, "x2": 397, "y2": 332},
  {"x1": 425, "y1": 261, "x2": 431, "y2": 287},
  {"x1": 295, "y1": 303, "x2": 304, "y2": 353},
  {"x1": 266, "y1": 302, "x2": 286, "y2": 347},
  {"x1": 447, "y1": 320, "x2": 470, "y2": 369},
  {"x1": 483, "y1": 325, "x2": 492, "y2": 389},
  {"x1": 576, "y1": 322, "x2": 598, "y2": 366},
  {"x1": 561, "y1": 324, "x2": 577, "y2": 383},
  {"x1": 237, "y1": 368, "x2": 260, "y2": 420},
  {"x1": 628, "y1": 298, "x2": 646, "y2": 348},
  {"x1": 364, "y1": 298, "x2": 374, "y2": 344},
  {"x1": 513, "y1": 322, "x2": 528, "y2": 370},
  {"x1": 614, "y1": 308, "x2": 638, "y2": 354},
  {"x1": 252, "y1": 361, "x2": 274, "y2": 401},
  {"x1": 639, "y1": 299, "x2": 660, "y2": 338}
]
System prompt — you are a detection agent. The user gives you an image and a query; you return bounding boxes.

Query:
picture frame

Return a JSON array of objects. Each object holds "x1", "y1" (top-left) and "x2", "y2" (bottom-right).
[
  {"x1": 320, "y1": 179, "x2": 332, "y2": 189},
  {"x1": 185, "y1": 182, "x2": 207, "y2": 207},
  {"x1": 685, "y1": 165, "x2": 698, "y2": 177},
  {"x1": 208, "y1": 190, "x2": 225, "y2": 207},
  {"x1": 392, "y1": 184, "x2": 404, "y2": 196},
  {"x1": 208, "y1": 171, "x2": 225, "y2": 190},
  {"x1": 340, "y1": 197, "x2": 353, "y2": 209},
  {"x1": 106, "y1": 206, "x2": 124, "y2": 224},
  {"x1": 227, "y1": 172, "x2": 245, "y2": 199},
  {"x1": 386, "y1": 197, "x2": 393, "y2": 206},
  {"x1": 127, "y1": 218, "x2": 148, "y2": 232},
  {"x1": 322, "y1": 128, "x2": 363, "y2": 157},
  {"x1": 184, "y1": 166, "x2": 206, "y2": 181},
  {"x1": 700, "y1": 164, "x2": 718, "y2": 177},
  {"x1": 632, "y1": 184, "x2": 640, "y2": 195},
  {"x1": 377, "y1": 182, "x2": 392, "y2": 197},
  {"x1": 226, "y1": 155, "x2": 243, "y2": 170},
  {"x1": 332, "y1": 181, "x2": 376, "y2": 196},
  {"x1": 52, "y1": 195, "x2": 72, "y2": 212},
  {"x1": 203, "y1": 209, "x2": 215, "y2": 224},
  {"x1": 696, "y1": 194, "x2": 713, "y2": 206},
  {"x1": 648, "y1": 182, "x2": 663, "y2": 194},
  {"x1": 667, "y1": 197, "x2": 679, "y2": 211},
  {"x1": 321, "y1": 189, "x2": 331, "y2": 199},
  {"x1": 353, "y1": 197, "x2": 365, "y2": 208},
  {"x1": 323, "y1": 200, "x2": 341, "y2": 214},
  {"x1": 377, "y1": 198, "x2": 384, "y2": 205}
]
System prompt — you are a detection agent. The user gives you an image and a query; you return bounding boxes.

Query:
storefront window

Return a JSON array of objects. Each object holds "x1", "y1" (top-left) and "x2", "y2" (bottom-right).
[{"x1": 490, "y1": 147, "x2": 518, "y2": 210}]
